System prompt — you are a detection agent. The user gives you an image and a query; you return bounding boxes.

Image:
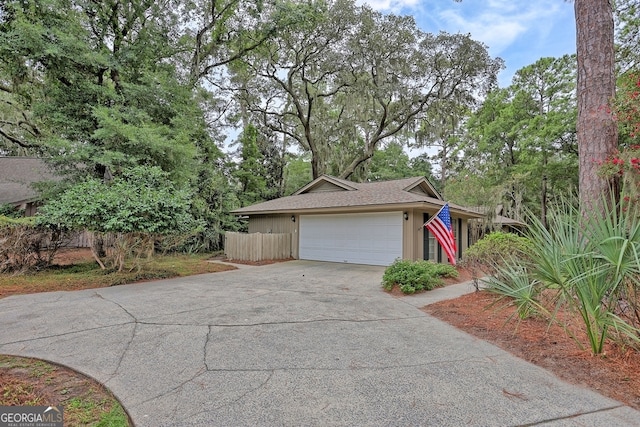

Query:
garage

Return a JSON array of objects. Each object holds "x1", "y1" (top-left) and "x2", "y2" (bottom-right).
[
  {"x1": 232, "y1": 175, "x2": 481, "y2": 264},
  {"x1": 299, "y1": 212, "x2": 403, "y2": 266}
]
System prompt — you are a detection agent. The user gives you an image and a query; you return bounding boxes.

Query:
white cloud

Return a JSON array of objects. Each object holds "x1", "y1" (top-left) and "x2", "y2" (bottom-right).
[
  {"x1": 359, "y1": 0, "x2": 565, "y2": 55},
  {"x1": 485, "y1": 0, "x2": 520, "y2": 13},
  {"x1": 356, "y1": 0, "x2": 419, "y2": 14},
  {"x1": 438, "y1": 10, "x2": 526, "y2": 54},
  {"x1": 436, "y1": 1, "x2": 563, "y2": 56},
  {"x1": 356, "y1": 0, "x2": 576, "y2": 86}
]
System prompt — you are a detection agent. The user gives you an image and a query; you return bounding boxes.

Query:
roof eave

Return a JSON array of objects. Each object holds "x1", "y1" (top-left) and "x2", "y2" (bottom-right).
[
  {"x1": 233, "y1": 201, "x2": 485, "y2": 219},
  {"x1": 402, "y1": 177, "x2": 443, "y2": 200},
  {"x1": 293, "y1": 175, "x2": 357, "y2": 195}
]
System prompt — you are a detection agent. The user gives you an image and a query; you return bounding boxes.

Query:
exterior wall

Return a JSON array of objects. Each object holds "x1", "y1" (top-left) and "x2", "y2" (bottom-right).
[
  {"x1": 402, "y1": 210, "x2": 420, "y2": 261},
  {"x1": 23, "y1": 202, "x2": 38, "y2": 217},
  {"x1": 402, "y1": 209, "x2": 430, "y2": 262},
  {"x1": 408, "y1": 187, "x2": 428, "y2": 196},
  {"x1": 11, "y1": 200, "x2": 38, "y2": 217},
  {"x1": 402, "y1": 209, "x2": 471, "y2": 264},
  {"x1": 249, "y1": 210, "x2": 473, "y2": 265},
  {"x1": 248, "y1": 214, "x2": 299, "y2": 258},
  {"x1": 460, "y1": 218, "x2": 469, "y2": 259}
]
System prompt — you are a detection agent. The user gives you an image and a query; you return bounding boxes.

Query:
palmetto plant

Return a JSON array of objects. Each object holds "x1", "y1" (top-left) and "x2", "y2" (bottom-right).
[
  {"x1": 484, "y1": 261, "x2": 548, "y2": 321},
  {"x1": 523, "y1": 198, "x2": 640, "y2": 354}
]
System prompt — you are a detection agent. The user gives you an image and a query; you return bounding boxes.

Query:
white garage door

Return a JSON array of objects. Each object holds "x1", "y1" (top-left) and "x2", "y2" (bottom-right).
[{"x1": 299, "y1": 212, "x2": 403, "y2": 266}]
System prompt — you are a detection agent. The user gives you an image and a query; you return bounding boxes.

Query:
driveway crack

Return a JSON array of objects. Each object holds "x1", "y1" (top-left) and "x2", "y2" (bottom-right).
[
  {"x1": 204, "y1": 325, "x2": 212, "y2": 371},
  {"x1": 133, "y1": 365, "x2": 208, "y2": 408},
  {"x1": 105, "y1": 322, "x2": 138, "y2": 383},
  {"x1": 515, "y1": 405, "x2": 626, "y2": 426},
  {"x1": 180, "y1": 369, "x2": 275, "y2": 424},
  {"x1": 0, "y1": 323, "x2": 135, "y2": 346},
  {"x1": 226, "y1": 369, "x2": 274, "y2": 406},
  {"x1": 204, "y1": 316, "x2": 426, "y2": 328},
  {"x1": 94, "y1": 291, "x2": 138, "y2": 322}
]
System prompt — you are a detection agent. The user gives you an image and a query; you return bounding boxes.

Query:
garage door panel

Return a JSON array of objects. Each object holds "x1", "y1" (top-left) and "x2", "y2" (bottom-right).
[{"x1": 299, "y1": 212, "x2": 402, "y2": 266}]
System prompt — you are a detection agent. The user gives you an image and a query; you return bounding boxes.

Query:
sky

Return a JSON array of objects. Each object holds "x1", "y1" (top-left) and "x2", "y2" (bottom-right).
[{"x1": 359, "y1": 0, "x2": 577, "y2": 87}]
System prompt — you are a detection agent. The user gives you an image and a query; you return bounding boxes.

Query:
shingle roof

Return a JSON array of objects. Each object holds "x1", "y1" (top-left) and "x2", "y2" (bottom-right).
[
  {"x1": 233, "y1": 175, "x2": 482, "y2": 218},
  {"x1": 467, "y1": 206, "x2": 527, "y2": 227},
  {"x1": 0, "y1": 157, "x2": 58, "y2": 205}
]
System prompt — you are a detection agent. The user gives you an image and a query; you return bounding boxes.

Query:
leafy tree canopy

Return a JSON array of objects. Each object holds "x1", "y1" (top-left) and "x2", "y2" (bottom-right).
[{"x1": 38, "y1": 166, "x2": 202, "y2": 234}]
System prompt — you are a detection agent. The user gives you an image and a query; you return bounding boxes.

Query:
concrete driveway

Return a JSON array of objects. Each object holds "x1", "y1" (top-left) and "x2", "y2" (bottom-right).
[{"x1": 1, "y1": 260, "x2": 639, "y2": 426}]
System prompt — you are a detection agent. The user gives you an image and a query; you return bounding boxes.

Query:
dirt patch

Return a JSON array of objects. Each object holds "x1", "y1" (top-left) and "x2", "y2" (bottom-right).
[
  {"x1": 209, "y1": 253, "x2": 295, "y2": 266},
  {"x1": 423, "y1": 290, "x2": 640, "y2": 410},
  {"x1": 52, "y1": 247, "x2": 94, "y2": 265},
  {"x1": 54, "y1": 249, "x2": 295, "y2": 267},
  {"x1": 0, "y1": 355, "x2": 131, "y2": 425}
]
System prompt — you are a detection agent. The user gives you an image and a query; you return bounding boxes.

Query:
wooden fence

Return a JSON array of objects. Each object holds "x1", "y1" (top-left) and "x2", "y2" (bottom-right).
[
  {"x1": 224, "y1": 232, "x2": 291, "y2": 262},
  {"x1": 65, "y1": 230, "x2": 91, "y2": 248}
]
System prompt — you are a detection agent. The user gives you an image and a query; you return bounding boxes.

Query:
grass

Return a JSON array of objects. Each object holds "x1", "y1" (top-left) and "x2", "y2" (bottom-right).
[
  {"x1": 65, "y1": 395, "x2": 129, "y2": 426},
  {"x1": 1, "y1": 356, "x2": 131, "y2": 426},
  {"x1": 0, "y1": 252, "x2": 235, "y2": 299}
]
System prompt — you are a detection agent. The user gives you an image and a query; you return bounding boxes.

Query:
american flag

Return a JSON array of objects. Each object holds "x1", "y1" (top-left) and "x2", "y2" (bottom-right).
[{"x1": 424, "y1": 203, "x2": 457, "y2": 265}]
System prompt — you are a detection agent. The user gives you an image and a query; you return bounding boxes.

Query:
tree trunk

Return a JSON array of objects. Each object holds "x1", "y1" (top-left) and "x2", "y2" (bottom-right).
[
  {"x1": 575, "y1": 0, "x2": 618, "y2": 213},
  {"x1": 541, "y1": 174, "x2": 548, "y2": 229},
  {"x1": 311, "y1": 153, "x2": 323, "y2": 179},
  {"x1": 338, "y1": 144, "x2": 375, "y2": 180},
  {"x1": 541, "y1": 150, "x2": 548, "y2": 229}
]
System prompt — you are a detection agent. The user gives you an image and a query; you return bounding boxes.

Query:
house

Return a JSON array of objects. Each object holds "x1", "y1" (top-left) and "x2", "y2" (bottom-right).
[
  {"x1": 0, "y1": 157, "x2": 89, "y2": 247},
  {"x1": 0, "y1": 157, "x2": 58, "y2": 216},
  {"x1": 467, "y1": 205, "x2": 527, "y2": 245},
  {"x1": 231, "y1": 175, "x2": 484, "y2": 266}
]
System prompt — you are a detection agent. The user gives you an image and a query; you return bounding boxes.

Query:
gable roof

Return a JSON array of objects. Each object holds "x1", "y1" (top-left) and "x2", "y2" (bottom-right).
[
  {"x1": 468, "y1": 205, "x2": 527, "y2": 228},
  {"x1": 0, "y1": 157, "x2": 58, "y2": 205},
  {"x1": 293, "y1": 175, "x2": 359, "y2": 194},
  {"x1": 233, "y1": 175, "x2": 483, "y2": 219}
]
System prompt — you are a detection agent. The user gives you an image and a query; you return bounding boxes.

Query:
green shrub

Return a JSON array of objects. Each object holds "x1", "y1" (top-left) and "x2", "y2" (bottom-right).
[
  {"x1": 462, "y1": 231, "x2": 532, "y2": 277},
  {"x1": 0, "y1": 204, "x2": 23, "y2": 219},
  {"x1": 382, "y1": 259, "x2": 457, "y2": 294},
  {"x1": 486, "y1": 197, "x2": 640, "y2": 355},
  {"x1": 37, "y1": 166, "x2": 204, "y2": 271},
  {"x1": 0, "y1": 215, "x2": 34, "y2": 226}
]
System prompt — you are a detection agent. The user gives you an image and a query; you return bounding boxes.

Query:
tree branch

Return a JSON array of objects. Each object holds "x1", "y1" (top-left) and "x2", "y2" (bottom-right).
[{"x1": 0, "y1": 128, "x2": 40, "y2": 149}]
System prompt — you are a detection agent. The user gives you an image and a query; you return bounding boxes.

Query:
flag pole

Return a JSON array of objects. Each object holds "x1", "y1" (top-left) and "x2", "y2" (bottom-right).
[{"x1": 422, "y1": 204, "x2": 445, "y2": 228}]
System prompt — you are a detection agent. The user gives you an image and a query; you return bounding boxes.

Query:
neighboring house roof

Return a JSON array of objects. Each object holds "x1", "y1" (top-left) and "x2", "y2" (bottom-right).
[
  {"x1": 233, "y1": 175, "x2": 483, "y2": 219},
  {"x1": 468, "y1": 205, "x2": 527, "y2": 228},
  {"x1": 0, "y1": 157, "x2": 58, "y2": 205}
]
